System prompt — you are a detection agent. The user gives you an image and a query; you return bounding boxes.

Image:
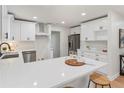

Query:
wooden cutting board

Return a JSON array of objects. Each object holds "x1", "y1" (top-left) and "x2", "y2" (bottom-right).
[{"x1": 65, "y1": 59, "x2": 85, "y2": 66}]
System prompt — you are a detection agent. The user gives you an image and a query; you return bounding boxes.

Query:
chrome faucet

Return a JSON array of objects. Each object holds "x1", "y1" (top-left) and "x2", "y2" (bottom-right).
[{"x1": 0, "y1": 42, "x2": 11, "y2": 57}]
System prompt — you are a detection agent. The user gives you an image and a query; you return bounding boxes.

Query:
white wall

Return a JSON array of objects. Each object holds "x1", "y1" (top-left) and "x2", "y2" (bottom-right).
[
  {"x1": 107, "y1": 11, "x2": 124, "y2": 80},
  {"x1": 51, "y1": 25, "x2": 70, "y2": 57},
  {"x1": 35, "y1": 36, "x2": 49, "y2": 60}
]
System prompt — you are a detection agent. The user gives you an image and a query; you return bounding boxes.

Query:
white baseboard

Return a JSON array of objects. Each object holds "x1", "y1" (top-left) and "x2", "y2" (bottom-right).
[{"x1": 108, "y1": 73, "x2": 120, "y2": 81}]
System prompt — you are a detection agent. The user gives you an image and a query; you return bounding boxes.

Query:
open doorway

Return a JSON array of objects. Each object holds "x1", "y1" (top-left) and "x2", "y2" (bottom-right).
[{"x1": 51, "y1": 31, "x2": 60, "y2": 58}]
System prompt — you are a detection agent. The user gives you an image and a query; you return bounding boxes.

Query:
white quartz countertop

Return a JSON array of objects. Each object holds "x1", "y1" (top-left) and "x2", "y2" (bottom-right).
[{"x1": 0, "y1": 57, "x2": 107, "y2": 88}]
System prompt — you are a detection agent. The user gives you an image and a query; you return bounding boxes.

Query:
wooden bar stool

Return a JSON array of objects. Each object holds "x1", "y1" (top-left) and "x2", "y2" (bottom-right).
[{"x1": 88, "y1": 72, "x2": 111, "y2": 88}]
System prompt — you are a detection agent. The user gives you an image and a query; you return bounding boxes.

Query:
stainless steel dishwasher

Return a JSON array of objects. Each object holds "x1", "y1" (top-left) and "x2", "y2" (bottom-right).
[{"x1": 22, "y1": 50, "x2": 36, "y2": 63}]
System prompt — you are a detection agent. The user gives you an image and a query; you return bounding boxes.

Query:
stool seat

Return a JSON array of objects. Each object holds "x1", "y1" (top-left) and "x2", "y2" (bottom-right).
[
  {"x1": 88, "y1": 72, "x2": 111, "y2": 88},
  {"x1": 90, "y1": 72, "x2": 110, "y2": 86}
]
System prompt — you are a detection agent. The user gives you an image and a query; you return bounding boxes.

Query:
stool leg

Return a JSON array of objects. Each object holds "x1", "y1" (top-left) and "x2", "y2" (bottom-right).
[
  {"x1": 95, "y1": 84, "x2": 97, "y2": 88},
  {"x1": 109, "y1": 84, "x2": 111, "y2": 88},
  {"x1": 102, "y1": 85, "x2": 104, "y2": 88},
  {"x1": 88, "y1": 80, "x2": 90, "y2": 88}
]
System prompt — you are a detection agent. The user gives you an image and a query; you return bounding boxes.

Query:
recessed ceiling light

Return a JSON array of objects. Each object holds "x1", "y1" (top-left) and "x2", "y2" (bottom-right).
[
  {"x1": 61, "y1": 21, "x2": 65, "y2": 24},
  {"x1": 33, "y1": 16, "x2": 37, "y2": 19},
  {"x1": 81, "y1": 13, "x2": 86, "y2": 16}
]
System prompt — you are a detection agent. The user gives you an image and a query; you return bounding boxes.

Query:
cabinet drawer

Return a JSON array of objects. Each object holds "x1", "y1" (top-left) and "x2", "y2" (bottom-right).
[
  {"x1": 83, "y1": 52, "x2": 96, "y2": 59},
  {"x1": 99, "y1": 55, "x2": 107, "y2": 62}
]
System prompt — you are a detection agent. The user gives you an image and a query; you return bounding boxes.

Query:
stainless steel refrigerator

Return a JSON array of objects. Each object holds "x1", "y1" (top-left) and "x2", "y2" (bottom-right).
[{"x1": 68, "y1": 34, "x2": 80, "y2": 54}]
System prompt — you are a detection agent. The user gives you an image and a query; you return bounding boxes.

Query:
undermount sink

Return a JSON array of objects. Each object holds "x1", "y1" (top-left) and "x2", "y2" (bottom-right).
[{"x1": 0, "y1": 52, "x2": 19, "y2": 59}]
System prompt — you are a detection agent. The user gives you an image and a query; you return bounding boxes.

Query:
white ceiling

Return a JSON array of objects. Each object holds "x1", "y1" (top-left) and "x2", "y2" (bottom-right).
[{"x1": 7, "y1": 5, "x2": 124, "y2": 27}]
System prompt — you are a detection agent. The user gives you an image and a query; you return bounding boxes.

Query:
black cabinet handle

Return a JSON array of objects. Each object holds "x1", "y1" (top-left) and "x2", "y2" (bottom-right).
[
  {"x1": 96, "y1": 58, "x2": 99, "y2": 61},
  {"x1": 85, "y1": 37, "x2": 88, "y2": 40},
  {"x1": 27, "y1": 37, "x2": 30, "y2": 40},
  {"x1": 5, "y1": 33, "x2": 8, "y2": 39},
  {"x1": 12, "y1": 36, "x2": 14, "y2": 40}
]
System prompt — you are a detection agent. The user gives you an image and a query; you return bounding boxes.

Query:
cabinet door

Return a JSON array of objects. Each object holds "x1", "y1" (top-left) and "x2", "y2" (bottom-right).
[
  {"x1": 2, "y1": 15, "x2": 10, "y2": 41},
  {"x1": 10, "y1": 21, "x2": 21, "y2": 41},
  {"x1": 81, "y1": 23, "x2": 95, "y2": 41},
  {"x1": 70, "y1": 26, "x2": 81, "y2": 35},
  {"x1": 81, "y1": 17, "x2": 108, "y2": 41},
  {"x1": 83, "y1": 52, "x2": 96, "y2": 59},
  {"x1": 94, "y1": 17, "x2": 108, "y2": 31},
  {"x1": 99, "y1": 54, "x2": 107, "y2": 62},
  {"x1": 2, "y1": 15, "x2": 14, "y2": 41},
  {"x1": 97, "y1": 54, "x2": 108, "y2": 74},
  {"x1": 20, "y1": 22, "x2": 35, "y2": 41}
]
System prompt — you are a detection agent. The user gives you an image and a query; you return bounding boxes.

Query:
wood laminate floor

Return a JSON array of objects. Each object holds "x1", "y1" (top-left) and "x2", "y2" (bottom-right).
[
  {"x1": 96, "y1": 76, "x2": 124, "y2": 88},
  {"x1": 110, "y1": 76, "x2": 124, "y2": 88}
]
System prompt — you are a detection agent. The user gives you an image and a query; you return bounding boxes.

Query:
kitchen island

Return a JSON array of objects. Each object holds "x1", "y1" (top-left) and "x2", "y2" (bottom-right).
[{"x1": 0, "y1": 56, "x2": 107, "y2": 88}]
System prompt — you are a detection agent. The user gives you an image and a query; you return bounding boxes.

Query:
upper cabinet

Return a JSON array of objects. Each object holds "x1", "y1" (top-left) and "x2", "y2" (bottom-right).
[
  {"x1": 2, "y1": 6, "x2": 36, "y2": 41},
  {"x1": 10, "y1": 20, "x2": 21, "y2": 41},
  {"x1": 20, "y1": 21, "x2": 36, "y2": 41},
  {"x1": 2, "y1": 6, "x2": 12, "y2": 41},
  {"x1": 70, "y1": 26, "x2": 81, "y2": 35},
  {"x1": 81, "y1": 17, "x2": 108, "y2": 41},
  {"x1": 2, "y1": 16, "x2": 36, "y2": 41},
  {"x1": 81, "y1": 22, "x2": 95, "y2": 41},
  {"x1": 2, "y1": 15, "x2": 14, "y2": 41}
]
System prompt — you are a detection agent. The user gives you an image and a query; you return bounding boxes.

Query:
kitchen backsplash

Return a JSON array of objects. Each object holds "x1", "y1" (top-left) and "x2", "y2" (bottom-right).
[
  {"x1": 8, "y1": 36, "x2": 50, "y2": 60},
  {"x1": 82, "y1": 41, "x2": 107, "y2": 53},
  {"x1": 15, "y1": 41, "x2": 35, "y2": 51}
]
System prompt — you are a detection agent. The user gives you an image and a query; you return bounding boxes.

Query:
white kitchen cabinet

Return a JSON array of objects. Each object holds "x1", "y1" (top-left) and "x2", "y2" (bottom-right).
[
  {"x1": 83, "y1": 52, "x2": 108, "y2": 74},
  {"x1": 70, "y1": 26, "x2": 81, "y2": 35},
  {"x1": 20, "y1": 22, "x2": 36, "y2": 41},
  {"x1": 2, "y1": 15, "x2": 14, "y2": 41},
  {"x1": 83, "y1": 52, "x2": 96, "y2": 59},
  {"x1": 81, "y1": 17, "x2": 108, "y2": 41},
  {"x1": 81, "y1": 23, "x2": 95, "y2": 41},
  {"x1": 83, "y1": 52, "x2": 107, "y2": 62},
  {"x1": 94, "y1": 30, "x2": 108, "y2": 40},
  {"x1": 95, "y1": 54, "x2": 107, "y2": 62},
  {"x1": 98, "y1": 54, "x2": 108, "y2": 75},
  {"x1": 2, "y1": 5, "x2": 36, "y2": 41},
  {"x1": 92, "y1": 17, "x2": 108, "y2": 31},
  {"x1": 10, "y1": 21, "x2": 21, "y2": 41},
  {"x1": 10, "y1": 20, "x2": 36, "y2": 41}
]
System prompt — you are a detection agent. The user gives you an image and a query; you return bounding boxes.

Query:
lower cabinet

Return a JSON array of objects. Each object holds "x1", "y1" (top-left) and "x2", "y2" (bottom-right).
[{"x1": 84, "y1": 52, "x2": 108, "y2": 74}]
